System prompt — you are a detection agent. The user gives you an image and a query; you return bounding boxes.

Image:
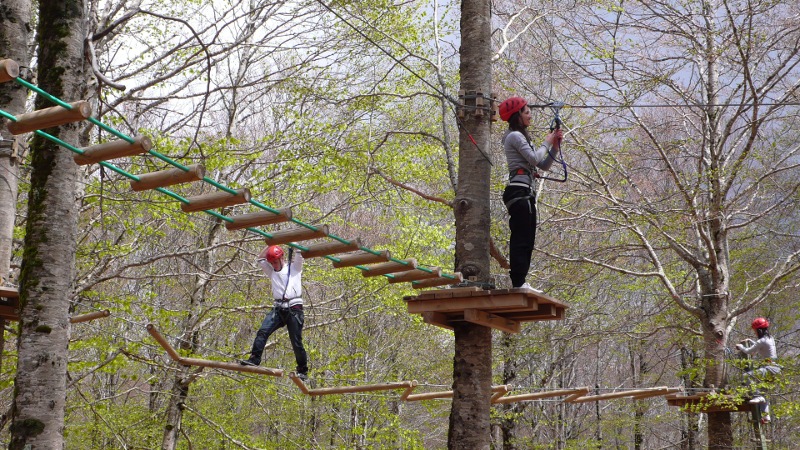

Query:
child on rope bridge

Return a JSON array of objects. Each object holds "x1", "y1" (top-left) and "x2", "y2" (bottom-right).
[{"x1": 240, "y1": 244, "x2": 309, "y2": 381}]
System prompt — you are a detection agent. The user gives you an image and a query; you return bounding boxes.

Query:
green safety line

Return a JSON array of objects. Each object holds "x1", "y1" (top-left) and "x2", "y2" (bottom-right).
[{"x1": 7, "y1": 78, "x2": 456, "y2": 283}]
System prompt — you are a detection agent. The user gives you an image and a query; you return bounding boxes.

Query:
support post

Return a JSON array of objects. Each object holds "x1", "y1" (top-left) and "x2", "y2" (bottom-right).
[
  {"x1": 74, "y1": 135, "x2": 152, "y2": 165},
  {"x1": 7, "y1": 100, "x2": 92, "y2": 135}
]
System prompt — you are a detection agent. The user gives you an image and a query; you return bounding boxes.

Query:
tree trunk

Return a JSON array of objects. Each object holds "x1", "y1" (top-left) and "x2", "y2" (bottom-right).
[
  {"x1": 9, "y1": 0, "x2": 86, "y2": 448},
  {"x1": 449, "y1": 0, "x2": 493, "y2": 448}
]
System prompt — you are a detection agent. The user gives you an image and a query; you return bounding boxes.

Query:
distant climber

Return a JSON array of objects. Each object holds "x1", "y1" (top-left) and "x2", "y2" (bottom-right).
[
  {"x1": 736, "y1": 317, "x2": 780, "y2": 424},
  {"x1": 240, "y1": 244, "x2": 308, "y2": 381}
]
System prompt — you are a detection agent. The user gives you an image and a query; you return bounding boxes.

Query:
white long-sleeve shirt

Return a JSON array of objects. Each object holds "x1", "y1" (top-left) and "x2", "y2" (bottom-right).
[
  {"x1": 503, "y1": 130, "x2": 556, "y2": 185},
  {"x1": 257, "y1": 252, "x2": 304, "y2": 307},
  {"x1": 740, "y1": 335, "x2": 777, "y2": 361}
]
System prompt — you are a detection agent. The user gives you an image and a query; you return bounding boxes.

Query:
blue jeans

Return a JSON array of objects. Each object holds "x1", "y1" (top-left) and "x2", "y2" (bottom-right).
[{"x1": 248, "y1": 306, "x2": 308, "y2": 374}]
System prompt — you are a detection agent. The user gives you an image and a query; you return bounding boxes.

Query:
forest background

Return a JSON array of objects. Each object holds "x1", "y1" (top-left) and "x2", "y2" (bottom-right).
[{"x1": 1, "y1": 0, "x2": 799, "y2": 449}]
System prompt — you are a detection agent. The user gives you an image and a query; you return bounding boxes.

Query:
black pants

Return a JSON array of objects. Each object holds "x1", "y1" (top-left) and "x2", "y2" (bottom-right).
[
  {"x1": 249, "y1": 306, "x2": 308, "y2": 374},
  {"x1": 503, "y1": 185, "x2": 536, "y2": 288}
]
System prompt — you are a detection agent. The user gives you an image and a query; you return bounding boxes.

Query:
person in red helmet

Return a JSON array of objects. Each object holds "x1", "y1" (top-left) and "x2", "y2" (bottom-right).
[
  {"x1": 736, "y1": 317, "x2": 780, "y2": 423},
  {"x1": 499, "y1": 96, "x2": 564, "y2": 289},
  {"x1": 240, "y1": 244, "x2": 309, "y2": 381}
]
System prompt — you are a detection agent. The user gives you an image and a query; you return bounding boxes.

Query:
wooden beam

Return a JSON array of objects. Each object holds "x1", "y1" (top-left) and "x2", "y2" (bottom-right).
[
  {"x1": 568, "y1": 387, "x2": 677, "y2": 403},
  {"x1": 146, "y1": 324, "x2": 183, "y2": 361},
  {"x1": 0, "y1": 305, "x2": 18, "y2": 321},
  {"x1": 407, "y1": 295, "x2": 532, "y2": 314},
  {"x1": 301, "y1": 238, "x2": 362, "y2": 259},
  {"x1": 490, "y1": 385, "x2": 512, "y2": 403},
  {"x1": 405, "y1": 385, "x2": 509, "y2": 402},
  {"x1": 331, "y1": 250, "x2": 391, "y2": 268},
  {"x1": 74, "y1": 135, "x2": 152, "y2": 165},
  {"x1": 289, "y1": 372, "x2": 311, "y2": 394},
  {"x1": 421, "y1": 311, "x2": 453, "y2": 330},
  {"x1": 361, "y1": 259, "x2": 417, "y2": 277},
  {"x1": 70, "y1": 310, "x2": 110, "y2": 324},
  {"x1": 305, "y1": 380, "x2": 415, "y2": 397},
  {"x1": 7, "y1": 100, "x2": 92, "y2": 135},
  {"x1": 412, "y1": 272, "x2": 463, "y2": 289},
  {"x1": 630, "y1": 387, "x2": 681, "y2": 399},
  {"x1": 130, "y1": 164, "x2": 206, "y2": 192},
  {"x1": 499, "y1": 304, "x2": 561, "y2": 320},
  {"x1": 181, "y1": 188, "x2": 251, "y2": 213},
  {"x1": 179, "y1": 357, "x2": 282, "y2": 377},
  {"x1": 264, "y1": 225, "x2": 329, "y2": 246},
  {"x1": 388, "y1": 267, "x2": 441, "y2": 284},
  {"x1": 0, "y1": 59, "x2": 20, "y2": 83},
  {"x1": 493, "y1": 387, "x2": 591, "y2": 404},
  {"x1": 400, "y1": 380, "x2": 419, "y2": 401},
  {"x1": 0, "y1": 286, "x2": 19, "y2": 299},
  {"x1": 463, "y1": 308, "x2": 520, "y2": 333},
  {"x1": 224, "y1": 208, "x2": 292, "y2": 231}
]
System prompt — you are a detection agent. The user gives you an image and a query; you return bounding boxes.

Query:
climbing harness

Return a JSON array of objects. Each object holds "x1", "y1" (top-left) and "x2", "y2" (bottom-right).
[{"x1": 535, "y1": 101, "x2": 568, "y2": 183}]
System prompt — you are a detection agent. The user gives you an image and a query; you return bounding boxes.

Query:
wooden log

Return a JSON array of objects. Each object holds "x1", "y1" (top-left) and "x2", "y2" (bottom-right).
[
  {"x1": 331, "y1": 250, "x2": 391, "y2": 268},
  {"x1": 0, "y1": 306, "x2": 18, "y2": 321},
  {"x1": 630, "y1": 387, "x2": 681, "y2": 399},
  {"x1": 399, "y1": 380, "x2": 419, "y2": 401},
  {"x1": 69, "y1": 310, "x2": 110, "y2": 324},
  {"x1": 224, "y1": 208, "x2": 292, "y2": 231},
  {"x1": 290, "y1": 372, "x2": 312, "y2": 394},
  {"x1": 306, "y1": 381, "x2": 415, "y2": 397},
  {"x1": 0, "y1": 286, "x2": 19, "y2": 299},
  {"x1": 490, "y1": 385, "x2": 512, "y2": 403},
  {"x1": 0, "y1": 59, "x2": 20, "y2": 83},
  {"x1": 464, "y1": 308, "x2": 520, "y2": 334},
  {"x1": 130, "y1": 164, "x2": 205, "y2": 192},
  {"x1": 301, "y1": 238, "x2": 362, "y2": 259},
  {"x1": 421, "y1": 311, "x2": 454, "y2": 330},
  {"x1": 181, "y1": 188, "x2": 251, "y2": 213},
  {"x1": 493, "y1": 387, "x2": 590, "y2": 404},
  {"x1": 568, "y1": 387, "x2": 674, "y2": 403},
  {"x1": 412, "y1": 272, "x2": 463, "y2": 289},
  {"x1": 361, "y1": 259, "x2": 417, "y2": 277},
  {"x1": 7, "y1": 100, "x2": 92, "y2": 135},
  {"x1": 146, "y1": 324, "x2": 183, "y2": 362},
  {"x1": 405, "y1": 385, "x2": 509, "y2": 402},
  {"x1": 264, "y1": 225, "x2": 329, "y2": 246},
  {"x1": 179, "y1": 357, "x2": 282, "y2": 377},
  {"x1": 74, "y1": 135, "x2": 152, "y2": 165},
  {"x1": 388, "y1": 267, "x2": 441, "y2": 284}
]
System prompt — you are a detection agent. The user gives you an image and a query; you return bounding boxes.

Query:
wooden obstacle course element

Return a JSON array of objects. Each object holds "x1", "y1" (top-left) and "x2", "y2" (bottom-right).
[
  {"x1": 388, "y1": 267, "x2": 441, "y2": 284},
  {"x1": 7, "y1": 100, "x2": 92, "y2": 135},
  {"x1": 264, "y1": 225, "x2": 329, "y2": 246},
  {"x1": 181, "y1": 188, "x2": 251, "y2": 213},
  {"x1": 301, "y1": 238, "x2": 362, "y2": 259},
  {"x1": 404, "y1": 286, "x2": 568, "y2": 334},
  {"x1": 0, "y1": 287, "x2": 19, "y2": 321},
  {"x1": 0, "y1": 59, "x2": 20, "y2": 83},
  {"x1": 0, "y1": 286, "x2": 18, "y2": 299},
  {"x1": 405, "y1": 384, "x2": 510, "y2": 402},
  {"x1": 130, "y1": 164, "x2": 206, "y2": 192},
  {"x1": 568, "y1": 387, "x2": 681, "y2": 403},
  {"x1": 74, "y1": 135, "x2": 152, "y2": 165},
  {"x1": 493, "y1": 387, "x2": 590, "y2": 405},
  {"x1": 70, "y1": 310, "x2": 110, "y2": 324},
  {"x1": 665, "y1": 392, "x2": 750, "y2": 413},
  {"x1": 412, "y1": 272, "x2": 463, "y2": 289},
  {"x1": 361, "y1": 259, "x2": 417, "y2": 277},
  {"x1": 224, "y1": 208, "x2": 292, "y2": 231},
  {"x1": 146, "y1": 324, "x2": 282, "y2": 376},
  {"x1": 289, "y1": 372, "x2": 416, "y2": 397},
  {"x1": 331, "y1": 250, "x2": 391, "y2": 268}
]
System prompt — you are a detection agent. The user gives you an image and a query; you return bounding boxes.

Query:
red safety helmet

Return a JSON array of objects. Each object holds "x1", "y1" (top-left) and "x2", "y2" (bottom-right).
[
  {"x1": 499, "y1": 96, "x2": 528, "y2": 122},
  {"x1": 265, "y1": 245, "x2": 284, "y2": 263},
  {"x1": 751, "y1": 317, "x2": 770, "y2": 330}
]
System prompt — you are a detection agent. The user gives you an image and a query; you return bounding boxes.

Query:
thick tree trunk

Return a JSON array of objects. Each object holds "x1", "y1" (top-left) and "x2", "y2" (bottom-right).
[
  {"x1": 449, "y1": 0, "x2": 493, "y2": 448},
  {"x1": 9, "y1": 0, "x2": 86, "y2": 448}
]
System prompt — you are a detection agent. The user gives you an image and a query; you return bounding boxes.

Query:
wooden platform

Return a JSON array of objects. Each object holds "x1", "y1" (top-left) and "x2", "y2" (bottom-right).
[
  {"x1": 665, "y1": 392, "x2": 751, "y2": 413},
  {"x1": 404, "y1": 286, "x2": 568, "y2": 333},
  {"x1": 0, "y1": 286, "x2": 19, "y2": 321}
]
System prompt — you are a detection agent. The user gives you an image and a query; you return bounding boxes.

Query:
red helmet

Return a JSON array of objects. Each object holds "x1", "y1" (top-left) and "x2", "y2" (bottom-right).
[
  {"x1": 499, "y1": 96, "x2": 528, "y2": 122},
  {"x1": 751, "y1": 317, "x2": 769, "y2": 330},
  {"x1": 265, "y1": 245, "x2": 284, "y2": 263}
]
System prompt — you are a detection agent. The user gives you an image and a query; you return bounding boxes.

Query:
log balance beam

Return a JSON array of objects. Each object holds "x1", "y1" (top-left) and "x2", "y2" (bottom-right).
[{"x1": 146, "y1": 324, "x2": 282, "y2": 377}]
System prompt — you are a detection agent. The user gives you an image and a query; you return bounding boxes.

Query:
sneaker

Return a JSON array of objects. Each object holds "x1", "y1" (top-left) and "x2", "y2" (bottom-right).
[
  {"x1": 749, "y1": 396, "x2": 766, "y2": 404},
  {"x1": 518, "y1": 283, "x2": 543, "y2": 293},
  {"x1": 239, "y1": 359, "x2": 258, "y2": 367},
  {"x1": 761, "y1": 415, "x2": 771, "y2": 424},
  {"x1": 296, "y1": 372, "x2": 308, "y2": 382}
]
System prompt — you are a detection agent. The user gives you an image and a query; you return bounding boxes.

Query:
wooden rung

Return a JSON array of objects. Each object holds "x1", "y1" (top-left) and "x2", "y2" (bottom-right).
[
  {"x1": 361, "y1": 259, "x2": 417, "y2": 277},
  {"x1": 331, "y1": 250, "x2": 391, "y2": 268},
  {"x1": 493, "y1": 387, "x2": 591, "y2": 404},
  {"x1": 305, "y1": 380, "x2": 415, "y2": 397},
  {"x1": 74, "y1": 135, "x2": 152, "y2": 165},
  {"x1": 7, "y1": 100, "x2": 92, "y2": 135},
  {"x1": 224, "y1": 208, "x2": 292, "y2": 231},
  {"x1": 130, "y1": 164, "x2": 205, "y2": 192},
  {"x1": 0, "y1": 59, "x2": 20, "y2": 83},
  {"x1": 264, "y1": 225, "x2": 329, "y2": 246},
  {"x1": 388, "y1": 267, "x2": 441, "y2": 284},
  {"x1": 412, "y1": 272, "x2": 463, "y2": 289},
  {"x1": 69, "y1": 310, "x2": 110, "y2": 324},
  {"x1": 0, "y1": 286, "x2": 19, "y2": 299},
  {"x1": 464, "y1": 308, "x2": 520, "y2": 333},
  {"x1": 179, "y1": 357, "x2": 282, "y2": 377},
  {"x1": 301, "y1": 238, "x2": 362, "y2": 258},
  {"x1": 181, "y1": 188, "x2": 251, "y2": 213}
]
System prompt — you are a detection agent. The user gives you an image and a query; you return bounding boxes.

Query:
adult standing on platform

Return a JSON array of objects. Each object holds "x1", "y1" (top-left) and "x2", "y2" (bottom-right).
[
  {"x1": 241, "y1": 244, "x2": 308, "y2": 381},
  {"x1": 498, "y1": 96, "x2": 563, "y2": 289}
]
